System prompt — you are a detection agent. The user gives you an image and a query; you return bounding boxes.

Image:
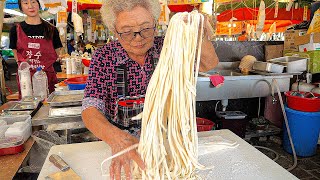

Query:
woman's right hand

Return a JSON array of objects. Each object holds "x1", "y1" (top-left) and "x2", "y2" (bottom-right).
[{"x1": 108, "y1": 127, "x2": 145, "y2": 180}]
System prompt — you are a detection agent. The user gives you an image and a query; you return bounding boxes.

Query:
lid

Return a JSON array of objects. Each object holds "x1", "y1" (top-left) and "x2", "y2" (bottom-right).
[
  {"x1": 36, "y1": 67, "x2": 42, "y2": 71},
  {"x1": 0, "y1": 136, "x2": 24, "y2": 148},
  {"x1": 18, "y1": 62, "x2": 30, "y2": 71},
  {"x1": 216, "y1": 111, "x2": 247, "y2": 119}
]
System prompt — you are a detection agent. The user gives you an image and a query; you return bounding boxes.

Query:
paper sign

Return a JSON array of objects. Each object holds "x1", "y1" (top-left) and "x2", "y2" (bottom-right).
[{"x1": 57, "y1": 11, "x2": 67, "y2": 23}]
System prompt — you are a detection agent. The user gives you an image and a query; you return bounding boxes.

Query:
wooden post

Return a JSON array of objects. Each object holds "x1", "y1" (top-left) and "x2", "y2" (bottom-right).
[{"x1": 0, "y1": 0, "x2": 7, "y2": 103}]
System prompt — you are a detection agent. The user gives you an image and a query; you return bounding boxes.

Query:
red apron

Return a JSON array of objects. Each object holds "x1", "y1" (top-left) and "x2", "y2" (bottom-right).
[{"x1": 16, "y1": 23, "x2": 58, "y2": 95}]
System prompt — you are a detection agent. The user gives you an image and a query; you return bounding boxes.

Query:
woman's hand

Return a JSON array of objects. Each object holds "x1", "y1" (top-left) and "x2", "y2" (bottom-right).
[{"x1": 109, "y1": 128, "x2": 145, "y2": 180}]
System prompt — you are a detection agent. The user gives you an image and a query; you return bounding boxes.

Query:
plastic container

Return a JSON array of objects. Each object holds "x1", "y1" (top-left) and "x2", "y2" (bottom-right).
[
  {"x1": 64, "y1": 76, "x2": 88, "y2": 90},
  {"x1": 216, "y1": 111, "x2": 248, "y2": 138},
  {"x1": 283, "y1": 106, "x2": 320, "y2": 157},
  {"x1": 18, "y1": 62, "x2": 33, "y2": 98},
  {"x1": 196, "y1": 117, "x2": 215, "y2": 132},
  {"x1": 285, "y1": 91, "x2": 320, "y2": 112},
  {"x1": 0, "y1": 136, "x2": 24, "y2": 156},
  {"x1": 32, "y1": 67, "x2": 48, "y2": 100},
  {"x1": 0, "y1": 115, "x2": 32, "y2": 142}
]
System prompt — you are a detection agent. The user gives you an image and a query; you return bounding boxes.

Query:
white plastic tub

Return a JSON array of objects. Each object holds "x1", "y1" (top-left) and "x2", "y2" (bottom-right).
[{"x1": 0, "y1": 115, "x2": 31, "y2": 142}]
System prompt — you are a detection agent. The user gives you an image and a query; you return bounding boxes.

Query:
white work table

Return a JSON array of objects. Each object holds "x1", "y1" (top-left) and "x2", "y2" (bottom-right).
[{"x1": 38, "y1": 130, "x2": 298, "y2": 180}]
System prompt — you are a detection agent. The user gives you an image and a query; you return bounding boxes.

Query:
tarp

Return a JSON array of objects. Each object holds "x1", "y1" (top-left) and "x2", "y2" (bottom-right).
[{"x1": 217, "y1": 7, "x2": 310, "y2": 21}]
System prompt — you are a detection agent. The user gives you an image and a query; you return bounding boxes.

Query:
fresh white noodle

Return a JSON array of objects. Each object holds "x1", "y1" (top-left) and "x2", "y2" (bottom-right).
[{"x1": 132, "y1": 11, "x2": 205, "y2": 179}]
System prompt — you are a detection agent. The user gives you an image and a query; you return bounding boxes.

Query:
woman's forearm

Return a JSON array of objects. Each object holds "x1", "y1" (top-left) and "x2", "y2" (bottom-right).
[{"x1": 82, "y1": 107, "x2": 118, "y2": 145}]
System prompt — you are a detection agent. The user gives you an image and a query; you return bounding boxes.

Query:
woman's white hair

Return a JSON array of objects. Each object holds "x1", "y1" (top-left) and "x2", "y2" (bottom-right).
[{"x1": 100, "y1": 0, "x2": 161, "y2": 32}]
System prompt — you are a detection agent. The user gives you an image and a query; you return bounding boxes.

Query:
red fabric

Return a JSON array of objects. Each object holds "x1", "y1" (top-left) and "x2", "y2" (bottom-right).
[
  {"x1": 167, "y1": 4, "x2": 199, "y2": 12},
  {"x1": 217, "y1": 7, "x2": 310, "y2": 22},
  {"x1": 67, "y1": 1, "x2": 101, "y2": 11},
  {"x1": 209, "y1": 74, "x2": 224, "y2": 87},
  {"x1": 16, "y1": 23, "x2": 58, "y2": 94}
]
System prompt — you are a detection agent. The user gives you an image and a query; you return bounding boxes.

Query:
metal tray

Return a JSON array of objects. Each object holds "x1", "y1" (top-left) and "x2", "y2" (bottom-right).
[
  {"x1": 49, "y1": 106, "x2": 82, "y2": 117},
  {"x1": 0, "y1": 111, "x2": 32, "y2": 116},
  {"x1": 252, "y1": 61, "x2": 284, "y2": 73},
  {"x1": 4, "y1": 101, "x2": 40, "y2": 111},
  {"x1": 267, "y1": 56, "x2": 308, "y2": 73},
  {"x1": 47, "y1": 90, "x2": 84, "y2": 107}
]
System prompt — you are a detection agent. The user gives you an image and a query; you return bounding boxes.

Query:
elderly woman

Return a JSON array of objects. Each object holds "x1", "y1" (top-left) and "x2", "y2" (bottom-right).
[{"x1": 82, "y1": 0, "x2": 219, "y2": 179}]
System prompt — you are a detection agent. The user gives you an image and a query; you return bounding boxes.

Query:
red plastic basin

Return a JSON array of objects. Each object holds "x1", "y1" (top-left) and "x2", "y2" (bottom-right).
[
  {"x1": 64, "y1": 76, "x2": 88, "y2": 84},
  {"x1": 196, "y1": 117, "x2": 215, "y2": 132},
  {"x1": 285, "y1": 91, "x2": 320, "y2": 112}
]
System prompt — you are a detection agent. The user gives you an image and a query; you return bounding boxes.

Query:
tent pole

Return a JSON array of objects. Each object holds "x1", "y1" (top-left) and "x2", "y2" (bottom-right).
[{"x1": 0, "y1": 0, "x2": 7, "y2": 103}]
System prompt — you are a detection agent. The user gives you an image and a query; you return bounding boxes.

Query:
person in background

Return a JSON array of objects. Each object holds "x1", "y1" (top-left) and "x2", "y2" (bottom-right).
[
  {"x1": 238, "y1": 31, "x2": 248, "y2": 41},
  {"x1": 67, "y1": 39, "x2": 75, "y2": 55},
  {"x1": 81, "y1": 0, "x2": 219, "y2": 179},
  {"x1": 9, "y1": 0, "x2": 62, "y2": 94},
  {"x1": 77, "y1": 42, "x2": 86, "y2": 54}
]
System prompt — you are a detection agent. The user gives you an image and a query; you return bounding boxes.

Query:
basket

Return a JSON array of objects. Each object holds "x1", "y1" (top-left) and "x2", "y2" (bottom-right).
[
  {"x1": 285, "y1": 91, "x2": 320, "y2": 112},
  {"x1": 64, "y1": 76, "x2": 88, "y2": 90},
  {"x1": 196, "y1": 117, "x2": 215, "y2": 132}
]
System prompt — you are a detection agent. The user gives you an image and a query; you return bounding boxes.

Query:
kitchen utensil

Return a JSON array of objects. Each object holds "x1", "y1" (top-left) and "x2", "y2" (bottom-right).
[
  {"x1": 49, "y1": 106, "x2": 82, "y2": 117},
  {"x1": 46, "y1": 154, "x2": 81, "y2": 180},
  {"x1": 47, "y1": 90, "x2": 84, "y2": 107},
  {"x1": 252, "y1": 61, "x2": 285, "y2": 73}
]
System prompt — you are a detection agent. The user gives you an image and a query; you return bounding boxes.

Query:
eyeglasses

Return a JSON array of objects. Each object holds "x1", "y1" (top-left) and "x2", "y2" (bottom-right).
[{"x1": 116, "y1": 26, "x2": 156, "y2": 42}]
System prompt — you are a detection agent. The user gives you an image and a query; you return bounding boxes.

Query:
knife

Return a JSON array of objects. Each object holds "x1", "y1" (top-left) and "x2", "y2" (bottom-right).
[{"x1": 45, "y1": 154, "x2": 82, "y2": 180}]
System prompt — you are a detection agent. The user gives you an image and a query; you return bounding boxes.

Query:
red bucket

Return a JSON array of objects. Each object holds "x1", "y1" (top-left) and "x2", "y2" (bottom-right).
[
  {"x1": 285, "y1": 91, "x2": 320, "y2": 112},
  {"x1": 196, "y1": 117, "x2": 215, "y2": 132}
]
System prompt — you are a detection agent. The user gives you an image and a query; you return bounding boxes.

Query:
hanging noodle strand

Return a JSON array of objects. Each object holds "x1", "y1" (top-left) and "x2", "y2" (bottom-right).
[{"x1": 132, "y1": 11, "x2": 205, "y2": 179}]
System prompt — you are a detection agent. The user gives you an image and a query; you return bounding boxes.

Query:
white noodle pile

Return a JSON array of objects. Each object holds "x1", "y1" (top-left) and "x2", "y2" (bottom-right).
[{"x1": 133, "y1": 11, "x2": 204, "y2": 179}]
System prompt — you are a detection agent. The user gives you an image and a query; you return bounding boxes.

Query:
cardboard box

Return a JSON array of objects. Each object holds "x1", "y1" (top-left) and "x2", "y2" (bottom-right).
[
  {"x1": 284, "y1": 30, "x2": 306, "y2": 51},
  {"x1": 295, "y1": 33, "x2": 320, "y2": 52},
  {"x1": 265, "y1": 44, "x2": 284, "y2": 60}
]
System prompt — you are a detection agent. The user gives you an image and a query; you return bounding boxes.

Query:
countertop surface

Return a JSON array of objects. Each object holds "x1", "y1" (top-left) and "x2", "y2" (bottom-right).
[{"x1": 38, "y1": 130, "x2": 298, "y2": 180}]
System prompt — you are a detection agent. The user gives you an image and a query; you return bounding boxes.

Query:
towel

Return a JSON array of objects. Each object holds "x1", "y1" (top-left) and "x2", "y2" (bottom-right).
[{"x1": 209, "y1": 74, "x2": 225, "y2": 87}]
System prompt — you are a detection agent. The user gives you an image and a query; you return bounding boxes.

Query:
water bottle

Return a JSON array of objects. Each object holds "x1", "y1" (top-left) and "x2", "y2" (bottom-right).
[
  {"x1": 32, "y1": 67, "x2": 48, "y2": 99},
  {"x1": 18, "y1": 62, "x2": 33, "y2": 98}
]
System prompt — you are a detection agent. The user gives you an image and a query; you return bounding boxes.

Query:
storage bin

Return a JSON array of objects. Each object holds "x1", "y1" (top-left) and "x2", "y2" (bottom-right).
[
  {"x1": 216, "y1": 111, "x2": 248, "y2": 138},
  {"x1": 0, "y1": 115, "x2": 31, "y2": 142},
  {"x1": 283, "y1": 106, "x2": 320, "y2": 157}
]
